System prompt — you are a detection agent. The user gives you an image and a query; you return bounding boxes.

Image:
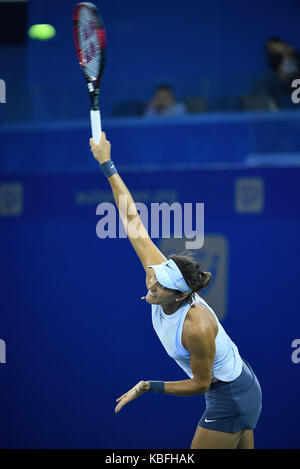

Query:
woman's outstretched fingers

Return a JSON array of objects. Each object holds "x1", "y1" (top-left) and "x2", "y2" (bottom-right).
[
  {"x1": 116, "y1": 393, "x2": 127, "y2": 402},
  {"x1": 115, "y1": 396, "x2": 127, "y2": 413},
  {"x1": 114, "y1": 382, "x2": 146, "y2": 413}
]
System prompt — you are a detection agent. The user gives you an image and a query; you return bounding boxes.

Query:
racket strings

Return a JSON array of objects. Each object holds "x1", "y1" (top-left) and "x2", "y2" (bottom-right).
[{"x1": 78, "y1": 8, "x2": 101, "y2": 81}]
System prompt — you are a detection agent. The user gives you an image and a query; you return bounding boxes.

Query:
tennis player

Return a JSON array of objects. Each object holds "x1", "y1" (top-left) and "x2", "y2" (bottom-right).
[{"x1": 90, "y1": 133, "x2": 262, "y2": 449}]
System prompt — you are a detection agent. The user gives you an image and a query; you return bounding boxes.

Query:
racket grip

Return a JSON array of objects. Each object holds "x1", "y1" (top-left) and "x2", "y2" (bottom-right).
[{"x1": 90, "y1": 109, "x2": 102, "y2": 145}]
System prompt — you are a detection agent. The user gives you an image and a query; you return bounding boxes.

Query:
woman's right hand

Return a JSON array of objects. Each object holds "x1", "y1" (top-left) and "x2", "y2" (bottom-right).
[{"x1": 89, "y1": 131, "x2": 111, "y2": 165}]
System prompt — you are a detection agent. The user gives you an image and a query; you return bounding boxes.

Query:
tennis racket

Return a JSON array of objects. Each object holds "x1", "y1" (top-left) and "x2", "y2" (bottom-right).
[{"x1": 73, "y1": 2, "x2": 106, "y2": 144}]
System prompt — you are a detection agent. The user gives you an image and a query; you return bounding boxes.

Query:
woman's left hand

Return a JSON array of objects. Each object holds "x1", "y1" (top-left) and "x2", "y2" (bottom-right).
[{"x1": 115, "y1": 381, "x2": 148, "y2": 414}]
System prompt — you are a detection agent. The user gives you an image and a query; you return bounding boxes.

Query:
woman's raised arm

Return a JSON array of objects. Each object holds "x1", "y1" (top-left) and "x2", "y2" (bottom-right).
[{"x1": 90, "y1": 132, "x2": 166, "y2": 276}]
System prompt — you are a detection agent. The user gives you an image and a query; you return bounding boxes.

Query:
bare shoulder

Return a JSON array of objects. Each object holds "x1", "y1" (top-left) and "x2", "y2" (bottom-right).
[{"x1": 182, "y1": 301, "x2": 218, "y2": 349}]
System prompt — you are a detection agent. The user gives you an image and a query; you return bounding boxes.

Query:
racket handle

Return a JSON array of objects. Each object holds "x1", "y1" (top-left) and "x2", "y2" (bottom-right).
[{"x1": 90, "y1": 109, "x2": 102, "y2": 144}]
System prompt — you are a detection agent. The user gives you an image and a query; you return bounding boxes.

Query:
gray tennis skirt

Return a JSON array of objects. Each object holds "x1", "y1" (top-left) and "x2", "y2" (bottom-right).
[{"x1": 198, "y1": 359, "x2": 262, "y2": 433}]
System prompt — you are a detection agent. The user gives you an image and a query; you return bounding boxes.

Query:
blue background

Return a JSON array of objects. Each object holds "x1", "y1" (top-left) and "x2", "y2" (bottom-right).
[
  {"x1": 1, "y1": 0, "x2": 300, "y2": 450},
  {"x1": 1, "y1": 168, "x2": 299, "y2": 449}
]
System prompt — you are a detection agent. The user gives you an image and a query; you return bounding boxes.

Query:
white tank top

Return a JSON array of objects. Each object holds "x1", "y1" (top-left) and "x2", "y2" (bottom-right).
[{"x1": 151, "y1": 295, "x2": 243, "y2": 382}]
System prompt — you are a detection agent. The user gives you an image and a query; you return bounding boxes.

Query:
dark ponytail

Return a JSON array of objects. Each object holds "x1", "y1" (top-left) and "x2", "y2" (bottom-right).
[
  {"x1": 199, "y1": 271, "x2": 212, "y2": 290},
  {"x1": 168, "y1": 253, "x2": 212, "y2": 305}
]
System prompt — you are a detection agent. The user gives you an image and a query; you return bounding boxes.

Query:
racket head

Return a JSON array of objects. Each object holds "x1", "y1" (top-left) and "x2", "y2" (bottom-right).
[{"x1": 73, "y1": 2, "x2": 106, "y2": 90}]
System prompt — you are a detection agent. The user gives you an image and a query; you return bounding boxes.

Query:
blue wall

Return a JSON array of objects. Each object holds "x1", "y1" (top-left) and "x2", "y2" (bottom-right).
[
  {"x1": 0, "y1": 167, "x2": 300, "y2": 449},
  {"x1": 2, "y1": 111, "x2": 300, "y2": 172}
]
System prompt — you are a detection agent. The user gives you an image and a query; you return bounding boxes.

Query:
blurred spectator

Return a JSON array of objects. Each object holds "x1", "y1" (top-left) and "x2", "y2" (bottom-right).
[
  {"x1": 265, "y1": 37, "x2": 300, "y2": 85},
  {"x1": 263, "y1": 37, "x2": 300, "y2": 108},
  {"x1": 144, "y1": 84, "x2": 186, "y2": 117}
]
